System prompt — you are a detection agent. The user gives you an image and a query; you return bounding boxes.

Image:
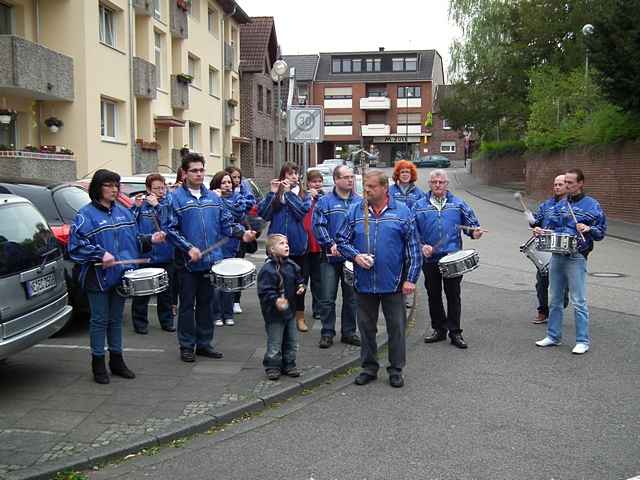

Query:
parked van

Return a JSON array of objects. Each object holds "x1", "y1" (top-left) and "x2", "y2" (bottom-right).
[{"x1": 0, "y1": 194, "x2": 72, "y2": 360}]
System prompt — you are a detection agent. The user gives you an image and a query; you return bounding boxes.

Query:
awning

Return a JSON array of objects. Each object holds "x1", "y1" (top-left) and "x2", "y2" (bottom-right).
[
  {"x1": 232, "y1": 136, "x2": 251, "y2": 144},
  {"x1": 155, "y1": 116, "x2": 186, "y2": 128}
]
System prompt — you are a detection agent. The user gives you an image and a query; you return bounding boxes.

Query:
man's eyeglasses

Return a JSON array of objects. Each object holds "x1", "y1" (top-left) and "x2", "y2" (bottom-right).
[
  {"x1": 188, "y1": 168, "x2": 205, "y2": 174},
  {"x1": 430, "y1": 180, "x2": 448, "y2": 185}
]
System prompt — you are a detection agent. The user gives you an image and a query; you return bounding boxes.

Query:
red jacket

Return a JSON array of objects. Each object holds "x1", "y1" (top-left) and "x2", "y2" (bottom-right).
[{"x1": 304, "y1": 198, "x2": 321, "y2": 253}]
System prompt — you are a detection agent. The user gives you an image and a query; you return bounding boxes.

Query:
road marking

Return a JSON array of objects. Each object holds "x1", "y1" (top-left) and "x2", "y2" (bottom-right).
[{"x1": 35, "y1": 344, "x2": 165, "y2": 353}]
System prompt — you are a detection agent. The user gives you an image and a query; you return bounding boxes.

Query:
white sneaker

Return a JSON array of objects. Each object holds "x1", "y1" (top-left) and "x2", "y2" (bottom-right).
[
  {"x1": 535, "y1": 336, "x2": 561, "y2": 347},
  {"x1": 214, "y1": 319, "x2": 224, "y2": 327},
  {"x1": 233, "y1": 303, "x2": 243, "y2": 314},
  {"x1": 572, "y1": 343, "x2": 589, "y2": 354},
  {"x1": 224, "y1": 318, "x2": 235, "y2": 326}
]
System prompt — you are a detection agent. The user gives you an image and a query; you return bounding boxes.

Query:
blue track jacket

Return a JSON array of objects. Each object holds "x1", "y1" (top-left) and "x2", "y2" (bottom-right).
[
  {"x1": 312, "y1": 188, "x2": 361, "y2": 264},
  {"x1": 257, "y1": 257, "x2": 304, "y2": 323},
  {"x1": 258, "y1": 191, "x2": 311, "y2": 256},
  {"x1": 69, "y1": 201, "x2": 152, "y2": 291},
  {"x1": 167, "y1": 184, "x2": 245, "y2": 272},
  {"x1": 217, "y1": 191, "x2": 248, "y2": 259},
  {"x1": 131, "y1": 195, "x2": 174, "y2": 264},
  {"x1": 336, "y1": 195, "x2": 421, "y2": 294},
  {"x1": 389, "y1": 182, "x2": 426, "y2": 209},
  {"x1": 532, "y1": 196, "x2": 562, "y2": 229},
  {"x1": 413, "y1": 191, "x2": 481, "y2": 263}
]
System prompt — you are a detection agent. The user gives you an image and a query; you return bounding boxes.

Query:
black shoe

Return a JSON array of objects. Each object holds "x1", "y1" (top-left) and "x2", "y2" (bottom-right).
[
  {"x1": 313, "y1": 312, "x2": 321, "y2": 320},
  {"x1": 134, "y1": 327, "x2": 148, "y2": 335},
  {"x1": 424, "y1": 330, "x2": 447, "y2": 343},
  {"x1": 92, "y1": 355, "x2": 110, "y2": 384},
  {"x1": 450, "y1": 333, "x2": 468, "y2": 349},
  {"x1": 195, "y1": 347, "x2": 224, "y2": 359},
  {"x1": 180, "y1": 349, "x2": 195, "y2": 363},
  {"x1": 340, "y1": 335, "x2": 361, "y2": 346},
  {"x1": 108, "y1": 352, "x2": 136, "y2": 379},
  {"x1": 389, "y1": 374, "x2": 404, "y2": 388},
  {"x1": 354, "y1": 372, "x2": 377, "y2": 386},
  {"x1": 318, "y1": 336, "x2": 334, "y2": 349},
  {"x1": 161, "y1": 324, "x2": 176, "y2": 332},
  {"x1": 283, "y1": 367, "x2": 301, "y2": 378},
  {"x1": 266, "y1": 369, "x2": 281, "y2": 381}
]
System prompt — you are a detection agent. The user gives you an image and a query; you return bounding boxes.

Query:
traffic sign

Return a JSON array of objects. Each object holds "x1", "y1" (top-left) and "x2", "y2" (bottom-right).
[{"x1": 287, "y1": 106, "x2": 324, "y2": 144}]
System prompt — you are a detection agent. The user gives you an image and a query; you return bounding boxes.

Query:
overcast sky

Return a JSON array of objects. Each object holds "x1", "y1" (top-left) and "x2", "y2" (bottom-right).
[{"x1": 237, "y1": 0, "x2": 459, "y2": 82}]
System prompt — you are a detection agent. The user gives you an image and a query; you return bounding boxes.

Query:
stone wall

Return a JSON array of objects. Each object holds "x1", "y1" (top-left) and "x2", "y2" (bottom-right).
[
  {"x1": 470, "y1": 153, "x2": 526, "y2": 185},
  {"x1": 0, "y1": 151, "x2": 76, "y2": 181}
]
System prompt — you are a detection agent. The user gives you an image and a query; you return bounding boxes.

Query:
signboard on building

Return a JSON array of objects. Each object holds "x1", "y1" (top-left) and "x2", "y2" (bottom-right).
[
  {"x1": 287, "y1": 106, "x2": 324, "y2": 144},
  {"x1": 373, "y1": 136, "x2": 422, "y2": 144}
]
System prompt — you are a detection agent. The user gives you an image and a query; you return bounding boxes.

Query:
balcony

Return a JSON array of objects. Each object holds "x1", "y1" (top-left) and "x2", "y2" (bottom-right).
[
  {"x1": 170, "y1": 1, "x2": 188, "y2": 39},
  {"x1": 324, "y1": 125, "x2": 352, "y2": 136},
  {"x1": 134, "y1": 144, "x2": 159, "y2": 174},
  {"x1": 170, "y1": 75, "x2": 189, "y2": 109},
  {"x1": 361, "y1": 124, "x2": 390, "y2": 136},
  {"x1": 396, "y1": 98, "x2": 422, "y2": 108},
  {"x1": 224, "y1": 43, "x2": 235, "y2": 71},
  {"x1": 360, "y1": 97, "x2": 390, "y2": 110},
  {"x1": 324, "y1": 98, "x2": 352, "y2": 109},
  {"x1": 0, "y1": 149, "x2": 76, "y2": 182},
  {"x1": 133, "y1": 57, "x2": 157, "y2": 99},
  {"x1": 224, "y1": 103, "x2": 235, "y2": 127},
  {"x1": 0, "y1": 35, "x2": 74, "y2": 101},
  {"x1": 133, "y1": 0, "x2": 153, "y2": 16},
  {"x1": 397, "y1": 125, "x2": 422, "y2": 135}
]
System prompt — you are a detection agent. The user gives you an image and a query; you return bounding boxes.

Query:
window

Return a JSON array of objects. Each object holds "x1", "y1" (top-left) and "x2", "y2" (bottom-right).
[
  {"x1": 208, "y1": 66, "x2": 219, "y2": 96},
  {"x1": 153, "y1": 0, "x2": 161, "y2": 20},
  {"x1": 342, "y1": 59, "x2": 351, "y2": 73},
  {"x1": 208, "y1": 6, "x2": 219, "y2": 36},
  {"x1": 405, "y1": 57, "x2": 417, "y2": 71},
  {"x1": 0, "y1": 2, "x2": 12, "y2": 34},
  {"x1": 187, "y1": 54, "x2": 200, "y2": 86},
  {"x1": 262, "y1": 139, "x2": 268, "y2": 166},
  {"x1": 324, "y1": 114, "x2": 352, "y2": 126},
  {"x1": 374, "y1": 59, "x2": 381, "y2": 72},
  {"x1": 257, "y1": 85, "x2": 264, "y2": 112},
  {"x1": 365, "y1": 59, "x2": 373, "y2": 72},
  {"x1": 352, "y1": 59, "x2": 361, "y2": 72},
  {"x1": 255, "y1": 138, "x2": 262, "y2": 166},
  {"x1": 398, "y1": 113, "x2": 422, "y2": 125},
  {"x1": 154, "y1": 31, "x2": 164, "y2": 89},
  {"x1": 367, "y1": 87, "x2": 387, "y2": 97},
  {"x1": 441, "y1": 142, "x2": 456, "y2": 153},
  {"x1": 100, "y1": 98, "x2": 117, "y2": 139},
  {"x1": 324, "y1": 87, "x2": 352, "y2": 99},
  {"x1": 442, "y1": 118, "x2": 451, "y2": 129},
  {"x1": 392, "y1": 58, "x2": 404, "y2": 71},
  {"x1": 268, "y1": 141, "x2": 273, "y2": 166},
  {"x1": 99, "y1": 4, "x2": 116, "y2": 47},
  {"x1": 189, "y1": 122, "x2": 200, "y2": 152},
  {"x1": 398, "y1": 86, "x2": 421, "y2": 98},
  {"x1": 209, "y1": 127, "x2": 220, "y2": 155},
  {"x1": 332, "y1": 59, "x2": 341, "y2": 73},
  {"x1": 266, "y1": 89, "x2": 272, "y2": 115}
]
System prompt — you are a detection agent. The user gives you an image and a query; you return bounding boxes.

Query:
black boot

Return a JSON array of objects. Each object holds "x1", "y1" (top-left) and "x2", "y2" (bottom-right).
[
  {"x1": 109, "y1": 351, "x2": 136, "y2": 379},
  {"x1": 92, "y1": 355, "x2": 110, "y2": 384}
]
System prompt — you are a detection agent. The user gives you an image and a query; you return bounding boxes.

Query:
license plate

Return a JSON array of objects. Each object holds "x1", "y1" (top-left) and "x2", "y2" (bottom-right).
[{"x1": 26, "y1": 272, "x2": 57, "y2": 298}]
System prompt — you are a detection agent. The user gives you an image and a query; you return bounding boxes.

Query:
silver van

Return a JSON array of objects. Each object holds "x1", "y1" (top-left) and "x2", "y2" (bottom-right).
[{"x1": 0, "y1": 194, "x2": 72, "y2": 360}]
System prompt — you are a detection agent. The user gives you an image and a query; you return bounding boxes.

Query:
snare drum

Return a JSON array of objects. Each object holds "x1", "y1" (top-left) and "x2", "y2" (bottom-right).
[
  {"x1": 343, "y1": 261, "x2": 354, "y2": 286},
  {"x1": 210, "y1": 258, "x2": 256, "y2": 292},
  {"x1": 120, "y1": 268, "x2": 169, "y2": 296},
  {"x1": 438, "y1": 250, "x2": 479, "y2": 278},
  {"x1": 520, "y1": 236, "x2": 552, "y2": 273},
  {"x1": 536, "y1": 233, "x2": 577, "y2": 254}
]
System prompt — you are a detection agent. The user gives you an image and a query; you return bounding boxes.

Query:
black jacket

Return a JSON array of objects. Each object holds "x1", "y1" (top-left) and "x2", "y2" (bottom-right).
[{"x1": 257, "y1": 257, "x2": 303, "y2": 322}]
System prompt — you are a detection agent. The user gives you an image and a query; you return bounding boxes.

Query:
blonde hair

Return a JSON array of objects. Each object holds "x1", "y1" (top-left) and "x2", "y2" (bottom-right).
[{"x1": 266, "y1": 234, "x2": 288, "y2": 256}]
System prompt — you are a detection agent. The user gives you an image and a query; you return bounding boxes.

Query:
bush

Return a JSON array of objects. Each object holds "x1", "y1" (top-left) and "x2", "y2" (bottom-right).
[{"x1": 477, "y1": 140, "x2": 526, "y2": 159}]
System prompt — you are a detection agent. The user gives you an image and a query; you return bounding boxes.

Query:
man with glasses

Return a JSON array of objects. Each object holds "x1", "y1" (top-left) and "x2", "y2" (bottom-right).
[
  {"x1": 413, "y1": 169, "x2": 482, "y2": 349},
  {"x1": 130, "y1": 174, "x2": 176, "y2": 334},
  {"x1": 167, "y1": 154, "x2": 256, "y2": 363},
  {"x1": 313, "y1": 165, "x2": 361, "y2": 349}
]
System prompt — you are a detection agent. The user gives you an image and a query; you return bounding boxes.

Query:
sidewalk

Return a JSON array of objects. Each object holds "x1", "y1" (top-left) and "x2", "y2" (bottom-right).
[
  {"x1": 0, "y1": 251, "x2": 386, "y2": 480},
  {"x1": 453, "y1": 170, "x2": 640, "y2": 244}
]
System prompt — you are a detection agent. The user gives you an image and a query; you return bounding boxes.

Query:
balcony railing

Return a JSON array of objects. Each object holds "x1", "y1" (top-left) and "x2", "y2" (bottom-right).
[
  {"x1": 360, "y1": 97, "x2": 391, "y2": 110},
  {"x1": 0, "y1": 149, "x2": 76, "y2": 182},
  {"x1": 224, "y1": 43, "x2": 235, "y2": 71},
  {"x1": 225, "y1": 104, "x2": 235, "y2": 127},
  {"x1": 170, "y1": 75, "x2": 189, "y2": 109},
  {"x1": 170, "y1": 1, "x2": 189, "y2": 39},
  {"x1": 396, "y1": 125, "x2": 422, "y2": 135},
  {"x1": 396, "y1": 98, "x2": 422, "y2": 108},
  {"x1": 0, "y1": 35, "x2": 74, "y2": 101},
  {"x1": 324, "y1": 98, "x2": 352, "y2": 109},
  {"x1": 133, "y1": 57, "x2": 157, "y2": 99},
  {"x1": 361, "y1": 124, "x2": 390, "y2": 136},
  {"x1": 133, "y1": 0, "x2": 153, "y2": 16},
  {"x1": 324, "y1": 125, "x2": 352, "y2": 136}
]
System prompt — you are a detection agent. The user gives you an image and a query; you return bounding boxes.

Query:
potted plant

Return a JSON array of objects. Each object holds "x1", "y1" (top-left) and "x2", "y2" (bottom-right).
[
  {"x1": 176, "y1": 73, "x2": 194, "y2": 84},
  {"x1": 39, "y1": 144, "x2": 57, "y2": 154},
  {"x1": 44, "y1": 117, "x2": 64, "y2": 133},
  {"x1": 176, "y1": 0, "x2": 191, "y2": 12},
  {"x1": 23, "y1": 145, "x2": 39, "y2": 153},
  {"x1": 59, "y1": 147, "x2": 74, "y2": 155},
  {"x1": 227, "y1": 98, "x2": 238, "y2": 107},
  {"x1": 0, "y1": 108, "x2": 16, "y2": 125}
]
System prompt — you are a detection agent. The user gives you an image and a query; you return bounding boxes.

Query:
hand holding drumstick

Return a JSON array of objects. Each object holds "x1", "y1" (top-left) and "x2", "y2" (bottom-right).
[{"x1": 459, "y1": 225, "x2": 488, "y2": 239}]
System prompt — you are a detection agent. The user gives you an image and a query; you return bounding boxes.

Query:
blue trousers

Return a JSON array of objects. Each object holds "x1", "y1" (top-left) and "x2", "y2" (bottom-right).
[
  {"x1": 87, "y1": 289, "x2": 125, "y2": 356},
  {"x1": 178, "y1": 270, "x2": 215, "y2": 351},
  {"x1": 263, "y1": 317, "x2": 298, "y2": 371},
  {"x1": 211, "y1": 287, "x2": 234, "y2": 321},
  {"x1": 318, "y1": 261, "x2": 358, "y2": 338}
]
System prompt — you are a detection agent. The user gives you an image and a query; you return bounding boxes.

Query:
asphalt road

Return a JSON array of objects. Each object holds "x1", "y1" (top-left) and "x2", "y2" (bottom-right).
[{"x1": 89, "y1": 167, "x2": 640, "y2": 480}]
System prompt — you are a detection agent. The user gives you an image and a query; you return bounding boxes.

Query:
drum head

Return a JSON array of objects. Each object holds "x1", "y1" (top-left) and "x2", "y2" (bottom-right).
[
  {"x1": 125, "y1": 267, "x2": 165, "y2": 278},
  {"x1": 211, "y1": 258, "x2": 255, "y2": 275},
  {"x1": 441, "y1": 250, "x2": 476, "y2": 262},
  {"x1": 344, "y1": 261, "x2": 353, "y2": 271}
]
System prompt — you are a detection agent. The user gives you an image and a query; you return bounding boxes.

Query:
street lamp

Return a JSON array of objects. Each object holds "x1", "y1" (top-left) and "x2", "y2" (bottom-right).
[
  {"x1": 582, "y1": 24, "x2": 594, "y2": 82},
  {"x1": 271, "y1": 58, "x2": 288, "y2": 174},
  {"x1": 404, "y1": 89, "x2": 413, "y2": 160}
]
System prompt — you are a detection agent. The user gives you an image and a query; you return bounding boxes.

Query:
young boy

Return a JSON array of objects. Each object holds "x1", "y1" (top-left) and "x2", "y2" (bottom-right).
[{"x1": 257, "y1": 234, "x2": 305, "y2": 380}]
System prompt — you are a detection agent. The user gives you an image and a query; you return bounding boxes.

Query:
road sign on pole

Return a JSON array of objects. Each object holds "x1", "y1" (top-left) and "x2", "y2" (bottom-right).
[{"x1": 288, "y1": 106, "x2": 324, "y2": 144}]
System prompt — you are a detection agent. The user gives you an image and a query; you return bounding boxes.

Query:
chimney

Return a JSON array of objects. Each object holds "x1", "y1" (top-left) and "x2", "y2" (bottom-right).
[{"x1": 379, "y1": 47, "x2": 385, "y2": 52}]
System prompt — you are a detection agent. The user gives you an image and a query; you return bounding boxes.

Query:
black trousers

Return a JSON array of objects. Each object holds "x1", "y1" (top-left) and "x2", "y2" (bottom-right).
[
  {"x1": 423, "y1": 261, "x2": 463, "y2": 333},
  {"x1": 290, "y1": 254, "x2": 308, "y2": 312}
]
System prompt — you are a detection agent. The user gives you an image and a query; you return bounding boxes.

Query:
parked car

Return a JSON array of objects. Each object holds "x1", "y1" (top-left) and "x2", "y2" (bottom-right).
[
  {"x1": 320, "y1": 158, "x2": 354, "y2": 171},
  {"x1": 0, "y1": 178, "x2": 93, "y2": 323},
  {"x1": 413, "y1": 155, "x2": 451, "y2": 168},
  {"x1": 75, "y1": 179, "x2": 134, "y2": 208},
  {"x1": 0, "y1": 194, "x2": 73, "y2": 359},
  {"x1": 308, "y1": 166, "x2": 335, "y2": 194}
]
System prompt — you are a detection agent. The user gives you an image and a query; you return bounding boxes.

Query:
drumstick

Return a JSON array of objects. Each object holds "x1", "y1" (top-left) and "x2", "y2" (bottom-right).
[
  {"x1": 566, "y1": 201, "x2": 586, "y2": 242},
  {"x1": 514, "y1": 192, "x2": 536, "y2": 224},
  {"x1": 459, "y1": 225, "x2": 489, "y2": 234},
  {"x1": 199, "y1": 237, "x2": 231, "y2": 258},
  {"x1": 94, "y1": 258, "x2": 151, "y2": 267}
]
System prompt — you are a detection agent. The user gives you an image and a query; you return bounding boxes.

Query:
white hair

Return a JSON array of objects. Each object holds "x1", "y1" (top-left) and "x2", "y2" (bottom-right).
[{"x1": 430, "y1": 169, "x2": 449, "y2": 181}]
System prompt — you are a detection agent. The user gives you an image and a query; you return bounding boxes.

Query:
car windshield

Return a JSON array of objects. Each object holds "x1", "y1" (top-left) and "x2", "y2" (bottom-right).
[
  {"x1": 53, "y1": 187, "x2": 90, "y2": 223},
  {"x1": 120, "y1": 182, "x2": 147, "y2": 196},
  {"x1": 0, "y1": 203, "x2": 61, "y2": 277}
]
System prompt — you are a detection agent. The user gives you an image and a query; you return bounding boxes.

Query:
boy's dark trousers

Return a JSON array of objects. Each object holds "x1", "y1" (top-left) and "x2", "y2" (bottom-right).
[
  {"x1": 132, "y1": 263, "x2": 174, "y2": 331},
  {"x1": 263, "y1": 316, "x2": 298, "y2": 371}
]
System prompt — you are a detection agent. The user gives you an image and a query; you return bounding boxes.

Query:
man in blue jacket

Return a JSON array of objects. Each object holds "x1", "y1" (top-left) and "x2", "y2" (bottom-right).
[
  {"x1": 313, "y1": 165, "x2": 361, "y2": 349},
  {"x1": 535, "y1": 168, "x2": 606, "y2": 355},
  {"x1": 131, "y1": 173, "x2": 175, "y2": 334},
  {"x1": 167, "y1": 154, "x2": 256, "y2": 363},
  {"x1": 336, "y1": 170, "x2": 421, "y2": 388},
  {"x1": 414, "y1": 169, "x2": 482, "y2": 349}
]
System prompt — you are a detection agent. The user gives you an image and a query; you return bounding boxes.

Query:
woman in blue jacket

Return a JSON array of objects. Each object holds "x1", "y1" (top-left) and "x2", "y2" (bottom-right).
[
  {"x1": 389, "y1": 160, "x2": 425, "y2": 209},
  {"x1": 258, "y1": 162, "x2": 311, "y2": 332},
  {"x1": 69, "y1": 169, "x2": 165, "y2": 384}
]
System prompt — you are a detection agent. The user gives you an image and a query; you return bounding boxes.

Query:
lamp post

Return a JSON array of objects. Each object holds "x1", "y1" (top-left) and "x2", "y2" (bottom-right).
[
  {"x1": 582, "y1": 24, "x2": 594, "y2": 83},
  {"x1": 404, "y1": 89, "x2": 412, "y2": 160},
  {"x1": 271, "y1": 58, "x2": 288, "y2": 175}
]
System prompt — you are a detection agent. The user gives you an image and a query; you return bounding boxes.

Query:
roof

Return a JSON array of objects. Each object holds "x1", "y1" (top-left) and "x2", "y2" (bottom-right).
[
  {"x1": 282, "y1": 55, "x2": 319, "y2": 81},
  {"x1": 240, "y1": 16, "x2": 278, "y2": 73},
  {"x1": 217, "y1": 0, "x2": 251, "y2": 24},
  {"x1": 0, "y1": 177, "x2": 65, "y2": 189},
  {"x1": 315, "y1": 49, "x2": 438, "y2": 83}
]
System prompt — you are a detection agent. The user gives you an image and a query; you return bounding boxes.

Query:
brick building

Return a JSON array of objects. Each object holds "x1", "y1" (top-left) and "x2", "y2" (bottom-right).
[{"x1": 430, "y1": 84, "x2": 468, "y2": 162}]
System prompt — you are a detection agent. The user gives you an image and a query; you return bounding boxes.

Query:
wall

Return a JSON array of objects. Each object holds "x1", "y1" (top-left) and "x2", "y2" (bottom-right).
[{"x1": 470, "y1": 153, "x2": 526, "y2": 185}]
